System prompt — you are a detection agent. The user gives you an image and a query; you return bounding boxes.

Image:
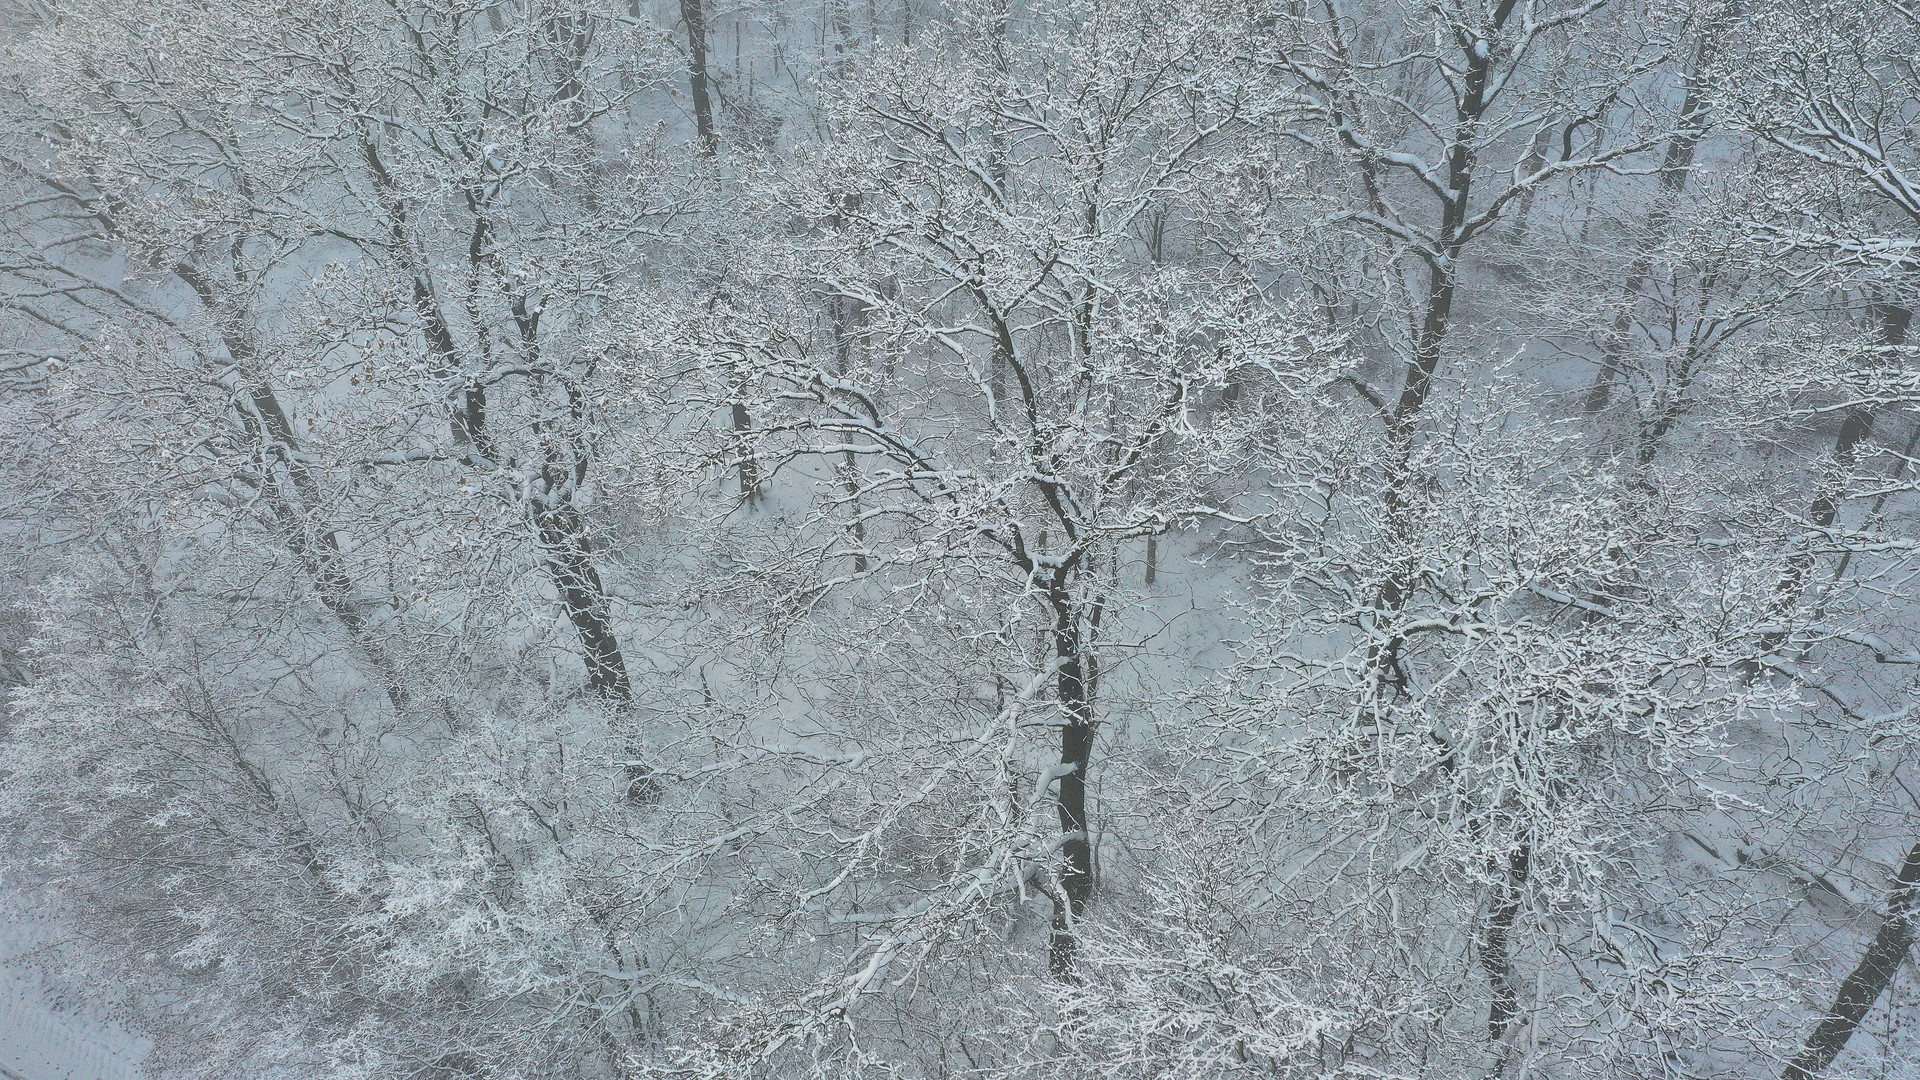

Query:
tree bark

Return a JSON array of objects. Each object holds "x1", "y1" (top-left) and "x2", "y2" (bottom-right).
[
  {"x1": 827, "y1": 0, "x2": 855, "y2": 75},
  {"x1": 680, "y1": 0, "x2": 717, "y2": 152},
  {"x1": 731, "y1": 401, "x2": 760, "y2": 499},
  {"x1": 360, "y1": 134, "x2": 491, "y2": 457},
  {"x1": 238, "y1": 380, "x2": 410, "y2": 712},
  {"x1": 534, "y1": 501, "x2": 633, "y2": 705},
  {"x1": 1783, "y1": 841, "x2": 1920, "y2": 1080},
  {"x1": 1773, "y1": 306, "x2": 1918, "y2": 1075},
  {"x1": 1773, "y1": 305, "x2": 1910, "y2": 618},
  {"x1": 176, "y1": 263, "x2": 411, "y2": 711},
  {"x1": 829, "y1": 291, "x2": 869, "y2": 570},
  {"x1": 1046, "y1": 594, "x2": 1096, "y2": 980},
  {"x1": 508, "y1": 302, "x2": 637, "y2": 709},
  {"x1": 1379, "y1": 0, "x2": 1519, "y2": 522},
  {"x1": 1481, "y1": 843, "x2": 1531, "y2": 1038},
  {"x1": 1584, "y1": 28, "x2": 1720, "y2": 413}
]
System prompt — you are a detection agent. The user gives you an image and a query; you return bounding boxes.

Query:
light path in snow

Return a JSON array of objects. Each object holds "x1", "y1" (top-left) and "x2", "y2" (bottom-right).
[{"x1": 0, "y1": 910, "x2": 149, "y2": 1080}]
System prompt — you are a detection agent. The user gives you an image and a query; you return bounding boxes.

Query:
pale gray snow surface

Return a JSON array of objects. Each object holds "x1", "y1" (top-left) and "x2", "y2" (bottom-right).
[{"x1": 0, "y1": 914, "x2": 147, "y2": 1080}]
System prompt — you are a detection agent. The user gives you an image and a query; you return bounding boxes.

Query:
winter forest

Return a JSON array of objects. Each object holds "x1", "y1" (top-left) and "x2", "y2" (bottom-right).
[{"x1": 7, "y1": 0, "x2": 1920, "y2": 1075}]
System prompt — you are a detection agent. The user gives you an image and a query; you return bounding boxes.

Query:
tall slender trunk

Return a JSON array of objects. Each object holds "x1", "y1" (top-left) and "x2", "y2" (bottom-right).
[
  {"x1": 830, "y1": 291, "x2": 869, "y2": 571},
  {"x1": 1046, "y1": 593, "x2": 1096, "y2": 979},
  {"x1": 364, "y1": 141, "x2": 628, "y2": 709},
  {"x1": 1360, "y1": 12, "x2": 1556, "y2": 1041},
  {"x1": 536, "y1": 499, "x2": 634, "y2": 709},
  {"x1": 509, "y1": 300, "x2": 636, "y2": 709},
  {"x1": 1481, "y1": 844, "x2": 1531, "y2": 1038},
  {"x1": 1507, "y1": 126, "x2": 1555, "y2": 242},
  {"x1": 1379, "y1": 0, "x2": 1518, "y2": 520},
  {"x1": 827, "y1": 0, "x2": 855, "y2": 74},
  {"x1": 534, "y1": 501, "x2": 633, "y2": 704},
  {"x1": 1783, "y1": 841, "x2": 1920, "y2": 1080},
  {"x1": 731, "y1": 402, "x2": 760, "y2": 498},
  {"x1": 1584, "y1": 29, "x2": 1720, "y2": 413},
  {"x1": 361, "y1": 135, "x2": 490, "y2": 456},
  {"x1": 238, "y1": 381, "x2": 410, "y2": 712},
  {"x1": 178, "y1": 265, "x2": 410, "y2": 711},
  {"x1": 1770, "y1": 306, "x2": 1917, "y2": 1073},
  {"x1": 1772, "y1": 305, "x2": 1910, "y2": 622},
  {"x1": 532, "y1": 488, "x2": 648, "y2": 804},
  {"x1": 680, "y1": 0, "x2": 717, "y2": 152}
]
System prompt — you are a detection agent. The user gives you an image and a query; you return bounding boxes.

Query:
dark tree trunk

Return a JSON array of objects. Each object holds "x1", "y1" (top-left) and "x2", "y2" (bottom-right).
[
  {"x1": 536, "y1": 488, "x2": 649, "y2": 805},
  {"x1": 243, "y1": 387, "x2": 410, "y2": 713},
  {"x1": 1772, "y1": 305, "x2": 1910, "y2": 624},
  {"x1": 680, "y1": 0, "x2": 717, "y2": 152},
  {"x1": 1783, "y1": 841, "x2": 1920, "y2": 1080},
  {"x1": 731, "y1": 402, "x2": 760, "y2": 498},
  {"x1": 829, "y1": 292, "x2": 869, "y2": 570},
  {"x1": 1046, "y1": 597, "x2": 1096, "y2": 979},
  {"x1": 535, "y1": 502, "x2": 633, "y2": 705},
  {"x1": 1481, "y1": 844, "x2": 1531, "y2": 1038},
  {"x1": 1379, "y1": 0, "x2": 1518, "y2": 522},
  {"x1": 363, "y1": 135, "x2": 490, "y2": 457},
  {"x1": 1808, "y1": 409, "x2": 1875, "y2": 532},
  {"x1": 827, "y1": 0, "x2": 855, "y2": 74},
  {"x1": 412, "y1": 273, "x2": 492, "y2": 457},
  {"x1": 508, "y1": 300, "x2": 635, "y2": 710},
  {"x1": 179, "y1": 264, "x2": 411, "y2": 712},
  {"x1": 1584, "y1": 28, "x2": 1719, "y2": 413},
  {"x1": 1773, "y1": 306, "x2": 1918, "y2": 1075}
]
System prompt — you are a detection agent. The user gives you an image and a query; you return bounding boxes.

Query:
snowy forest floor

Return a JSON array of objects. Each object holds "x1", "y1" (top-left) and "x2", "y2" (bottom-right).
[{"x1": 0, "y1": 904, "x2": 148, "y2": 1080}]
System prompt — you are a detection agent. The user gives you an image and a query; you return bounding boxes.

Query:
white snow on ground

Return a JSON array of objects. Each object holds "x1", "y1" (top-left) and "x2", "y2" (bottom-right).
[{"x1": 0, "y1": 913, "x2": 148, "y2": 1080}]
